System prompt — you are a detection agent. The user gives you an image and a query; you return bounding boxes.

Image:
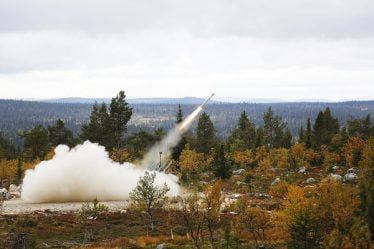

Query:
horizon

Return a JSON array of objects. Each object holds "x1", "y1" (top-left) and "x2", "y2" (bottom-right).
[{"x1": 3, "y1": 95, "x2": 374, "y2": 104}]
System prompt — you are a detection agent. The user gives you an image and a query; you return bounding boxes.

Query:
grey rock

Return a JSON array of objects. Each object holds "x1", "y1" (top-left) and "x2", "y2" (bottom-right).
[
  {"x1": 0, "y1": 188, "x2": 10, "y2": 200},
  {"x1": 306, "y1": 177, "x2": 317, "y2": 184},
  {"x1": 233, "y1": 169, "x2": 246, "y2": 175},
  {"x1": 298, "y1": 167, "x2": 306, "y2": 173},
  {"x1": 347, "y1": 167, "x2": 359, "y2": 174},
  {"x1": 9, "y1": 184, "x2": 20, "y2": 192},
  {"x1": 156, "y1": 243, "x2": 167, "y2": 249},
  {"x1": 344, "y1": 173, "x2": 358, "y2": 182},
  {"x1": 271, "y1": 177, "x2": 281, "y2": 186}
]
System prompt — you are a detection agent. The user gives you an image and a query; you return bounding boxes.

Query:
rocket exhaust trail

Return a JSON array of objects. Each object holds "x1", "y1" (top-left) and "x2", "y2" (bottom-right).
[
  {"x1": 140, "y1": 94, "x2": 215, "y2": 171},
  {"x1": 201, "y1": 93, "x2": 215, "y2": 108}
]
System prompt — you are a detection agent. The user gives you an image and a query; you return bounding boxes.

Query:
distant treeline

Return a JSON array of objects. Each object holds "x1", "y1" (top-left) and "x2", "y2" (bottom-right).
[{"x1": 0, "y1": 99, "x2": 373, "y2": 147}]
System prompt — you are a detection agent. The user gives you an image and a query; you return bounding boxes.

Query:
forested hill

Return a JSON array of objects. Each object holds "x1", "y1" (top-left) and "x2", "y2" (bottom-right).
[{"x1": 1, "y1": 99, "x2": 373, "y2": 146}]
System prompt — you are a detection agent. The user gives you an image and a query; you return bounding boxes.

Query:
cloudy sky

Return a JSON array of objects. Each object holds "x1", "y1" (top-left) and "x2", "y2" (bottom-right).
[{"x1": 0, "y1": 0, "x2": 374, "y2": 100}]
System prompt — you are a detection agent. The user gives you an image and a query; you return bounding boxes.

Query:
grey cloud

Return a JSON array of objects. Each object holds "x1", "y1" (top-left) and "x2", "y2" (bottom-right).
[{"x1": 0, "y1": 0, "x2": 374, "y2": 38}]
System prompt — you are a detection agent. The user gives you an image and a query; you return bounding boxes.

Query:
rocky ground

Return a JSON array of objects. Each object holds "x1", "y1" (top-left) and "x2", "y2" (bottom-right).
[{"x1": 3, "y1": 199, "x2": 128, "y2": 214}]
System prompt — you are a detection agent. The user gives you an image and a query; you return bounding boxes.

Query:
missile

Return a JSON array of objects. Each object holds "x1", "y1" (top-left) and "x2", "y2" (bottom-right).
[{"x1": 201, "y1": 93, "x2": 215, "y2": 108}]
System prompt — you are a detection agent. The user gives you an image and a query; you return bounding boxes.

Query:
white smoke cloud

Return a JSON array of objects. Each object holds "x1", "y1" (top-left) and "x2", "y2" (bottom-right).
[{"x1": 21, "y1": 141, "x2": 180, "y2": 203}]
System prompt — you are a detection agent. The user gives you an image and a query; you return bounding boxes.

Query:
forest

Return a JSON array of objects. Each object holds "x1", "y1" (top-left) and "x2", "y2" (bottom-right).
[
  {"x1": 0, "y1": 99, "x2": 373, "y2": 147},
  {"x1": 1, "y1": 91, "x2": 374, "y2": 248}
]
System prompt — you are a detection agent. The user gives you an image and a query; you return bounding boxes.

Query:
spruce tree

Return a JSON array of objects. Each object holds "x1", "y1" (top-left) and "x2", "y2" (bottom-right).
[
  {"x1": 282, "y1": 129, "x2": 292, "y2": 148},
  {"x1": 305, "y1": 118, "x2": 313, "y2": 149},
  {"x1": 263, "y1": 107, "x2": 288, "y2": 149},
  {"x1": 81, "y1": 103, "x2": 102, "y2": 143},
  {"x1": 228, "y1": 111, "x2": 256, "y2": 151},
  {"x1": 288, "y1": 209, "x2": 321, "y2": 249},
  {"x1": 172, "y1": 105, "x2": 187, "y2": 160},
  {"x1": 255, "y1": 127, "x2": 264, "y2": 148},
  {"x1": 313, "y1": 108, "x2": 339, "y2": 148},
  {"x1": 196, "y1": 112, "x2": 216, "y2": 154},
  {"x1": 298, "y1": 126, "x2": 304, "y2": 143},
  {"x1": 213, "y1": 144, "x2": 231, "y2": 179}
]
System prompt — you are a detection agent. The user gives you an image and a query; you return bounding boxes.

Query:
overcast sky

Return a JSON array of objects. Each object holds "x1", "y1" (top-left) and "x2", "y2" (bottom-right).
[{"x1": 0, "y1": 0, "x2": 374, "y2": 100}]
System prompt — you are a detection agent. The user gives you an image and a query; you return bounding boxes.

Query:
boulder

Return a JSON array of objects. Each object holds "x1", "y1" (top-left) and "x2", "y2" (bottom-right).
[
  {"x1": 347, "y1": 167, "x2": 359, "y2": 175},
  {"x1": 332, "y1": 165, "x2": 340, "y2": 171},
  {"x1": 271, "y1": 177, "x2": 281, "y2": 186},
  {"x1": 0, "y1": 188, "x2": 10, "y2": 200},
  {"x1": 9, "y1": 184, "x2": 19, "y2": 192},
  {"x1": 232, "y1": 169, "x2": 246, "y2": 176},
  {"x1": 298, "y1": 167, "x2": 306, "y2": 173},
  {"x1": 306, "y1": 178, "x2": 317, "y2": 184},
  {"x1": 156, "y1": 243, "x2": 167, "y2": 249},
  {"x1": 329, "y1": 174, "x2": 342, "y2": 181},
  {"x1": 344, "y1": 173, "x2": 358, "y2": 182}
]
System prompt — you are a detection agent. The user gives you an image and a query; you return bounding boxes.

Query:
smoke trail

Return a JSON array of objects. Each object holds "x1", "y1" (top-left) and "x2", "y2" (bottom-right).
[
  {"x1": 140, "y1": 106, "x2": 202, "y2": 170},
  {"x1": 21, "y1": 142, "x2": 180, "y2": 203}
]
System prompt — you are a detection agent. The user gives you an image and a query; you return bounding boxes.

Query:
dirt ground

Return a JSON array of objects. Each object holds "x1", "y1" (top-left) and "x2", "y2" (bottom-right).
[{"x1": 3, "y1": 199, "x2": 128, "y2": 214}]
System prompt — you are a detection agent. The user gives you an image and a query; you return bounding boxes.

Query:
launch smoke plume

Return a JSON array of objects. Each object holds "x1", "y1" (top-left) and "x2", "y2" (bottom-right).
[
  {"x1": 21, "y1": 142, "x2": 180, "y2": 203},
  {"x1": 21, "y1": 103, "x2": 207, "y2": 203}
]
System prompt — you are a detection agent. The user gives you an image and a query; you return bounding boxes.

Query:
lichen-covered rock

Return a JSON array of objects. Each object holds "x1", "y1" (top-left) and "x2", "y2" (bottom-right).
[
  {"x1": 156, "y1": 244, "x2": 167, "y2": 249},
  {"x1": 232, "y1": 169, "x2": 246, "y2": 176},
  {"x1": 271, "y1": 177, "x2": 281, "y2": 186},
  {"x1": 0, "y1": 188, "x2": 10, "y2": 200},
  {"x1": 298, "y1": 167, "x2": 306, "y2": 173},
  {"x1": 344, "y1": 173, "x2": 358, "y2": 182},
  {"x1": 9, "y1": 184, "x2": 20, "y2": 192},
  {"x1": 306, "y1": 177, "x2": 317, "y2": 184}
]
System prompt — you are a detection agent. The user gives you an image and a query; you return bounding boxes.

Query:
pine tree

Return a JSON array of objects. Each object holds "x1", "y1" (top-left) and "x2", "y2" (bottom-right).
[
  {"x1": 81, "y1": 91, "x2": 132, "y2": 151},
  {"x1": 213, "y1": 144, "x2": 231, "y2": 179},
  {"x1": 21, "y1": 125, "x2": 50, "y2": 160},
  {"x1": 109, "y1": 91, "x2": 133, "y2": 149},
  {"x1": 172, "y1": 104, "x2": 187, "y2": 160},
  {"x1": 48, "y1": 119, "x2": 76, "y2": 147},
  {"x1": 0, "y1": 133, "x2": 16, "y2": 159},
  {"x1": 196, "y1": 112, "x2": 216, "y2": 154}
]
